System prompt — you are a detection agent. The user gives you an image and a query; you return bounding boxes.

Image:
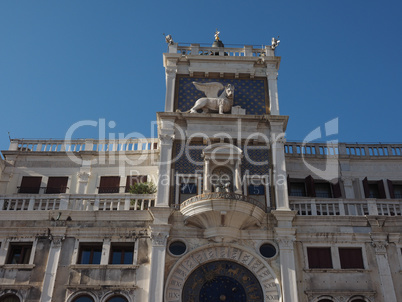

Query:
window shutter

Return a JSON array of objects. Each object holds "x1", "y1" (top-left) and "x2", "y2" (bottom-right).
[
  {"x1": 387, "y1": 179, "x2": 395, "y2": 199},
  {"x1": 307, "y1": 247, "x2": 332, "y2": 269},
  {"x1": 46, "y1": 177, "x2": 68, "y2": 194},
  {"x1": 339, "y1": 248, "x2": 364, "y2": 269},
  {"x1": 99, "y1": 176, "x2": 120, "y2": 193},
  {"x1": 362, "y1": 177, "x2": 370, "y2": 198},
  {"x1": 377, "y1": 180, "x2": 386, "y2": 199},
  {"x1": 20, "y1": 176, "x2": 42, "y2": 194},
  {"x1": 331, "y1": 181, "x2": 342, "y2": 198},
  {"x1": 305, "y1": 175, "x2": 316, "y2": 197}
]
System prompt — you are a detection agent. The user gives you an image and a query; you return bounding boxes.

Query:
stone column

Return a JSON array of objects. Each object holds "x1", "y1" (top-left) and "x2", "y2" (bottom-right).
[
  {"x1": 267, "y1": 71, "x2": 280, "y2": 115},
  {"x1": 272, "y1": 210, "x2": 298, "y2": 302},
  {"x1": 156, "y1": 134, "x2": 175, "y2": 207},
  {"x1": 234, "y1": 160, "x2": 242, "y2": 194},
  {"x1": 40, "y1": 237, "x2": 64, "y2": 302},
  {"x1": 148, "y1": 225, "x2": 171, "y2": 302},
  {"x1": 371, "y1": 234, "x2": 397, "y2": 302},
  {"x1": 165, "y1": 67, "x2": 177, "y2": 112},
  {"x1": 271, "y1": 130, "x2": 289, "y2": 209},
  {"x1": 204, "y1": 156, "x2": 211, "y2": 193}
]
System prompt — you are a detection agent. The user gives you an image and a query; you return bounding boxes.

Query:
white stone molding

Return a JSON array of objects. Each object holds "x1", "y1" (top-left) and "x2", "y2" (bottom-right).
[
  {"x1": 158, "y1": 134, "x2": 175, "y2": 146},
  {"x1": 164, "y1": 244, "x2": 281, "y2": 302},
  {"x1": 77, "y1": 171, "x2": 91, "y2": 182}
]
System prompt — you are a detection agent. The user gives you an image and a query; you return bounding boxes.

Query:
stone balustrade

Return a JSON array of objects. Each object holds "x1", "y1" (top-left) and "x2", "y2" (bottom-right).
[
  {"x1": 290, "y1": 197, "x2": 402, "y2": 216},
  {"x1": 0, "y1": 194, "x2": 156, "y2": 211},
  {"x1": 7, "y1": 138, "x2": 159, "y2": 152},
  {"x1": 285, "y1": 142, "x2": 402, "y2": 158},
  {"x1": 175, "y1": 44, "x2": 274, "y2": 57}
]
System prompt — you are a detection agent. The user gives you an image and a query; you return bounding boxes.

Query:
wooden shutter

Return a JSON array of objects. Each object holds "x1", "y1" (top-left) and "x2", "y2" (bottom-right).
[
  {"x1": 46, "y1": 177, "x2": 68, "y2": 194},
  {"x1": 99, "y1": 176, "x2": 120, "y2": 193},
  {"x1": 125, "y1": 175, "x2": 148, "y2": 192},
  {"x1": 339, "y1": 248, "x2": 364, "y2": 269},
  {"x1": 305, "y1": 175, "x2": 316, "y2": 197},
  {"x1": 387, "y1": 179, "x2": 395, "y2": 199},
  {"x1": 307, "y1": 247, "x2": 332, "y2": 269},
  {"x1": 377, "y1": 180, "x2": 386, "y2": 199},
  {"x1": 331, "y1": 181, "x2": 342, "y2": 198},
  {"x1": 20, "y1": 176, "x2": 42, "y2": 194},
  {"x1": 362, "y1": 177, "x2": 370, "y2": 198}
]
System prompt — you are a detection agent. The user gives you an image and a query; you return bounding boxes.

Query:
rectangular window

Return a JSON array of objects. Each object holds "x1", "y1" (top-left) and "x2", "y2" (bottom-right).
[
  {"x1": 289, "y1": 182, "x2": 306, "y2": 197},
  {"x1": 307, "y1": 247, "x2": 333, "y2": 269},
  {"x1": 98, "y1": 176, "x2": 120, "y2": 194},
  {"x1": 46, "y1": 177, "x2": 68, "y2": 194},
  {"x1": 339, "y1": 248, "x2": 364, "y2": 269},
  {"x1": 394, "y1": 185, "x2": 402, "y2": 198},
  {"x1": 315, "y1": 183, "x2": 332, "y2": 198},
  {"x1": 19, "y1": 176, "x2": 42, "y2": 194},
  {"x1": 78, "y1": 244, "x2": 103, "y2": 264},
  {"x1": 363, "y1": 178, "x2": 386, "y2": 199},
  {"x1": 7, "y1": 243, "x2": 32, "y2": 264},
  {"x1": 109, "y1": 243, "x2": 134, "y2": 264},
  {"x1": 125, "y1": 175, "x2": 147, "y2": 193}
]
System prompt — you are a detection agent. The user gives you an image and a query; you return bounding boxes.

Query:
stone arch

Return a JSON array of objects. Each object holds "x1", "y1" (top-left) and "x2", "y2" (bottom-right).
[
  {"x1": 164, "y1": 244, "x2": 281, "y2": 302},
  {"x1": 67, "y1": 291, "x2": 98, "y2": 302}
]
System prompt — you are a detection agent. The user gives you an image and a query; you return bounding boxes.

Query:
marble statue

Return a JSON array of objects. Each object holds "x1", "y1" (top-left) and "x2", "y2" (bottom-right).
[{"x1": 186, "y1": 82, "x2": 234, "y2": 114}]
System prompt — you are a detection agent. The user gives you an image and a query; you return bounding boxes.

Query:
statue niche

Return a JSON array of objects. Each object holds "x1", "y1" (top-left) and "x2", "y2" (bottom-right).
[
  {"x1": 185, "y1": 82, "x2": 235, "y2": 114},
  {"x1": 211, "y1": 166, "x2": 233, "y2": 193}
]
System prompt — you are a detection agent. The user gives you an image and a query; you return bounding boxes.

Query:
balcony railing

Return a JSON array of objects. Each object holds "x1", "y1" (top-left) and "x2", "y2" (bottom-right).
[
  {"x1": 6, "y1": 138, "x2": 159, "y2": 153},
  {"x1": 290, "y1": 197, "x2": 402, "y2": 216},
  {"x1": 180, "y1": 192, "x2": 267, "y2": 212},
  {"x1": 0, "y1": 194, "x2": 156, "y2": 212},
  {"x1": 175, "y1": 44, "x2": 273, "y2": 57},
  {"x1": 285, "y1": 142, "x2": 402, "y2": 159}
]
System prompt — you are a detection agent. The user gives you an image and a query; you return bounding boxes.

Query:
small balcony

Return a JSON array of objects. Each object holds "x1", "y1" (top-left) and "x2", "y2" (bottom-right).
[{"x1": 180, "y1": 192, "x2": 267, "y2": 240}]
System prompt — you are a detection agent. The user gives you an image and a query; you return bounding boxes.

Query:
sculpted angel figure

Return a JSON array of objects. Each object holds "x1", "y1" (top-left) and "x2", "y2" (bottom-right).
[{"x1": 185, "y1": 82, "x2": 235, "y2": 114}]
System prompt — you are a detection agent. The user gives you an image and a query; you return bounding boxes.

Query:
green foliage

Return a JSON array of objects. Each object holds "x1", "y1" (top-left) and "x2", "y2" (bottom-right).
[{"x1": 128, "y1": 182, "x2": 157, "y2": 194}]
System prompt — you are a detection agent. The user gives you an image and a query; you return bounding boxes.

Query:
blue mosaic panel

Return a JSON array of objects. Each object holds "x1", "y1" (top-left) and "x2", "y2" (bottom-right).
[
  {"x1": 242, "y1": 146, "x2": 270, "y2": 175},
  {"x1": 176, "y1": 77, "x2": 268, "y2": 115},
  {"x1": 174, "y1": 143, "x2": 205, "y2": 174}
]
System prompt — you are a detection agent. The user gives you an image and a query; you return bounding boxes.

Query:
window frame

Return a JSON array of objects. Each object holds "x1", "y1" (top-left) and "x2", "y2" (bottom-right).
[
  {"x1": 307, "y1": 247, "x2": 333, "y2": 269},
  {"x1": 109, "y1": 243, "x2": 135, "y2": 265},
  {"x1": 45, "y1": 176, "x2": 69, "y2": 194},
  {"x1": 77, "y1": 243, "x2": 103, "y2": 265},
  {"x1": 304, "y1": 244, "x2": 367, "y2": 270},
  {"x1": 2, "y1": 239, "x2": 37, "y2": 266},
  {"x1": 18, "y1": 176, "x2": 43, "y2": 194}
]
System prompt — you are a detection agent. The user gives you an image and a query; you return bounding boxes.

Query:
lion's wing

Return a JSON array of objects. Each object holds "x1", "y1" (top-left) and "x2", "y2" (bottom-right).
[{"x1": 193, "y1": 82, "x2": 224, "y2": 98}]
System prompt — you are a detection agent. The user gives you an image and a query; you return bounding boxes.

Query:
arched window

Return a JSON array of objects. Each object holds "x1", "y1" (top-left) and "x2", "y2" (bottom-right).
[
  {"x1": 106, "y1": 296, "x2": 128, "y2": 302},
  {"x1": 318, "y1": 299, "x2": 333, "y2": 302},
  {"x1": 0, "y1": 295, "x2": 20, "y2": 302},
  {"x1": 350, "y1": 299, "x2": 365, "y2": 302},
  {"x1": 72, "y1": 296, "x2": 95, "y2": 302}
]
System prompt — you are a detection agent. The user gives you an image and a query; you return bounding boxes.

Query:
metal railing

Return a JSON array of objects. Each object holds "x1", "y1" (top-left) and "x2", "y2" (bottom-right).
[{"x1": 180, "y1": 192, "x2": 266, "y2": 212}]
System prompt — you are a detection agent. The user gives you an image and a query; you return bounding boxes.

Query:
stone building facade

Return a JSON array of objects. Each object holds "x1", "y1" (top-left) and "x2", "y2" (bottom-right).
[{"x1": 0, "y1": 36, "x2": 401, "y2": 302}]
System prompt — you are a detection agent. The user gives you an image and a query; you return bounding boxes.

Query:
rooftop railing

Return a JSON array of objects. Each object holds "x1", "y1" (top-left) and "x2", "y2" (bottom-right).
[
  {"x1": 285, "y1": 142, "x2": 402, "y2": 159},
  {"x1": 7, "y1": 139, "x2": 159, "y2": 153},
  {"x1": 0, "y1": 194, "x2": 156, "y2": 212},
  {"x1": 173, "y1": 44, "x2": 275, "y2": 57}
]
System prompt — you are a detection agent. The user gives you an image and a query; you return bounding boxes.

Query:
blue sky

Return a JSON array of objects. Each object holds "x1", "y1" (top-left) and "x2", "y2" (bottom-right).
[{"x1": 1, "y1": 1, "x2": 401, "y2": 153}]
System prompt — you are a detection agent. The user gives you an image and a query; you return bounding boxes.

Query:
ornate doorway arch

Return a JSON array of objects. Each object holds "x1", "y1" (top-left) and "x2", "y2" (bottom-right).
[{"x1": 164, "y1": 244, "x2": 281, "y2": 302}]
